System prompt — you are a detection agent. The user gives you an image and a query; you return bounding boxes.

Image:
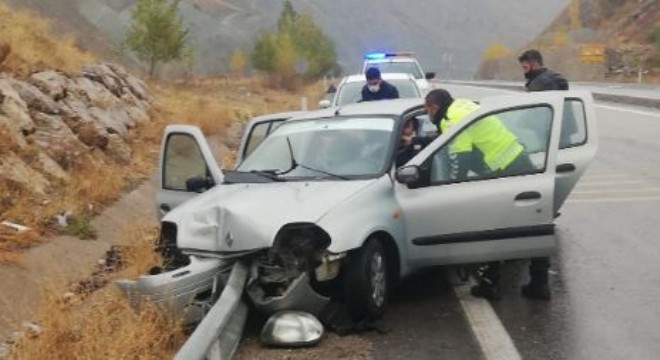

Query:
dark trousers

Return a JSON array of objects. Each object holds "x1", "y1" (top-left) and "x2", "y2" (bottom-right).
[{"x1": 480, "y1": 257, "x2": 550, "y2": 286}]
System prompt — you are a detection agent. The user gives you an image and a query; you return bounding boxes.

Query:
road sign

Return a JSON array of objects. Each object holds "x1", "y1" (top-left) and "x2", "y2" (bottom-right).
[{"x1": 580, "y1": 44, "x2": 606, "y2": 63}]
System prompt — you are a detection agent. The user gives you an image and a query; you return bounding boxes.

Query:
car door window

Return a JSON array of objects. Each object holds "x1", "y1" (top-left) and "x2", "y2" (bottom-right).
[
  {"x1": 559, "y1": 99, "x2": 587, "y2": 149},
  {"x1": 243, "y1": 120, "x2": 285, "y2": 159},
  {"x1": 429, "y1": 106, "x2": 553, "y2": 183},
  {"x1": 163, "y1": 134, "x2": 209, "y2": 191}
]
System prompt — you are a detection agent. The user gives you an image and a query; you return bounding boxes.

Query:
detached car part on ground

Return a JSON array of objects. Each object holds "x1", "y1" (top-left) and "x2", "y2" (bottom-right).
[{"x1": 117, "y1": 93, "x2": 597, "y2": 350}]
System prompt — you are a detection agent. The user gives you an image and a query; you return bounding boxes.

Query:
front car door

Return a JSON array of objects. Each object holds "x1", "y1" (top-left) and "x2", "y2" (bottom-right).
[
  {"x1": 156, "y1": 125, "x2": 223, "y2": 219},
  {"x1": 396, "y1": 91, "x2": 596, "y2": 269}
]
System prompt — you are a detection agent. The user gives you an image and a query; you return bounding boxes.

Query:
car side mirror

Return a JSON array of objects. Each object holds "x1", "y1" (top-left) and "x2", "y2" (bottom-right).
[
  {"x1": 425, "y1": 72, "x2": 436, "y2": 80},
  {"x1": 318, "y1": 99, "x2": 331, "y2": 109},
  {"x1": 395, "y1": 165, "x2": 420, "y2": 185},
  {"x1": 185, "y1": 175, "x2": 214, "y2": 193}
]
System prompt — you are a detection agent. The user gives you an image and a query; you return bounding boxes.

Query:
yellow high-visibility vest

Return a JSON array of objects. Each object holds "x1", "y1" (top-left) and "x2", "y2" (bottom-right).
[{"x1": 440, "y1": 99, "x2": 523, "y2": 171}]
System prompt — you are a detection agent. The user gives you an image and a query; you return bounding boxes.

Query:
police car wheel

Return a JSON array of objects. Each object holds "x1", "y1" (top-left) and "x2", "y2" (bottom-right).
[{"x1": 344, "y1": 238, "x2": 389, "y2": 320}]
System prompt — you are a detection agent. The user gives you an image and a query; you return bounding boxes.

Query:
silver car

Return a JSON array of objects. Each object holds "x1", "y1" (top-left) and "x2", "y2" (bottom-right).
[{"x1": 118, "y1": 91, "x2": 597, "y2": 322}]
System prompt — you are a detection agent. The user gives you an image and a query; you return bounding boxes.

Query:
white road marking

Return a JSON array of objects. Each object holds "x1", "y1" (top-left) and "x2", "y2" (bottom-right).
[
  {"x1": 595, "y1": 104, "x2": 660, "y2": 118},
  {"x1": 567, "y1": 196, "x2": 660, "y2": 204},
  {"x1": 576, "y1": 180, "x2": 645, "y2": 187},
  {"x1": 572, "y1": 187, "x2": 660, "y2": 195},
  {"x1": 582, "y1": 173, "x2": 634, "y2": 179},
  {"x1": 454, "y1": 279, "x2": 522, "y2": 360}
]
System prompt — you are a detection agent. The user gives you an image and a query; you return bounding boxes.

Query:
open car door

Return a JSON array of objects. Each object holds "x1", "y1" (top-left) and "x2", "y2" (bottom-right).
[
  {"x1": 396, "y1": 91, "x2": 596, "y2": 267},
  {"x1": 554, "y1": 95, "x2": 598, "y2": 213},
  {"x1": 156, "y1": 125, "x2": 223, "y2": 219},
  {"x1": 236, "y1": 112, "x2": 304, "y2": 164}
]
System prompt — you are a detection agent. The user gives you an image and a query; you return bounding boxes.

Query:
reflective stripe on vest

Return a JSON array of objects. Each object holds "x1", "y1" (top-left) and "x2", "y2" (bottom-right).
[{"x1": 440, "y1": 99, "x2": 523, "y2": 171}]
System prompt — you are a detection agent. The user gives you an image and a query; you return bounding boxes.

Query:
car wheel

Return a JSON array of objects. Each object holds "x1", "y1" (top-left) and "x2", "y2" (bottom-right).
[{"x1": 344, "y1": 238, "x2": 389, "y2": 320}]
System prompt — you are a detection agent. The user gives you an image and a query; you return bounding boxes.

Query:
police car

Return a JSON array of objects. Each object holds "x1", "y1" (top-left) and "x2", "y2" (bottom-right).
[{"x1": 362, "y1": 52, "x2": 435, "y2": 94}]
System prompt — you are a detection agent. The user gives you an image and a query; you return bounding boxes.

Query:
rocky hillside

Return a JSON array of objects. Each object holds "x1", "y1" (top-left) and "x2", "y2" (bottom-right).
[
  {"x1": 0, "y1": 64, "x2": 153, "y2": 242},
  {"x1": 478, "y1": 0, "x2": 660, "y2": 82},
  {"x1": 7, "y1": 0, "x2": 567, "y2": 79}
]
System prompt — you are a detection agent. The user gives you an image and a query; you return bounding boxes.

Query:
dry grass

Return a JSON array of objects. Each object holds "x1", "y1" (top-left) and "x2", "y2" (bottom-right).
[
  {"x1": 7, "y1": 222, "x2": 187, "y2": 360},
  {"x1": 0, "y1": 0, "x2": 95, "y2": 75}
]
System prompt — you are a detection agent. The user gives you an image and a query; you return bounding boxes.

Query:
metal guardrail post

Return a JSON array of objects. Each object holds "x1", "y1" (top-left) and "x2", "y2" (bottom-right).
[{"x1": 175, "y1": 261, "x2": 250, "y2": 360}]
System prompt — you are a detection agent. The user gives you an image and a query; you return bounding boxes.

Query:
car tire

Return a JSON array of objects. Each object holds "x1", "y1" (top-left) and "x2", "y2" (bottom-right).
[{"x1": 344, "y1": 238, "x2": 389, "y2": 321}]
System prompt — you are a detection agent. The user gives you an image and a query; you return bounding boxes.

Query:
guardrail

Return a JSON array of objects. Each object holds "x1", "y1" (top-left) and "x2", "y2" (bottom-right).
[
  {"x1": 174, "y1": 261, "x2": 250, "y2": 360},
  {"x1": 444, "y1": 81, "x2": 660, "y2": 110}
]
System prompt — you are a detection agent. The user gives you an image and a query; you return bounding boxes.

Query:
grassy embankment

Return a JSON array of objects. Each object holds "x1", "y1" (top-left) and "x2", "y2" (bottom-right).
[{"x1": 1, "y1": 1, "x2": 324, "y2": 357}]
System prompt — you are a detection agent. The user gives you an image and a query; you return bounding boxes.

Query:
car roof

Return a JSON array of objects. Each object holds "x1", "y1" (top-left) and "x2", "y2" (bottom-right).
[
  {"x1": 343, "y1": 73, "x2": 415, "y2": 83},
  {"x1": 289, "y1": 98, "x2": 425, "y2": 121}
]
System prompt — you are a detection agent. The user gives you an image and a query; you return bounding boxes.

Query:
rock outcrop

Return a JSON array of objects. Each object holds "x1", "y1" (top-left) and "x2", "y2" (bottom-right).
[{"x1": 0, "y1": 63, "x2": 152, "y2": 196}]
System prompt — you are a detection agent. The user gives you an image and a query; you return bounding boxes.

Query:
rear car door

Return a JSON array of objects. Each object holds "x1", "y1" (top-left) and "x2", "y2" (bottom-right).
[
  {"x1": 156, "y1": 125, "x2": 222, "y2": 219},
  {"x1": 236, "y1": 113, "x2": 302, "y2": 164},
  {"x1": 396, "y1": 91, "x2": 595, "y2": 267},
  {"x1": 554, "y1": 95, "x2": 598, "y2": 213}
]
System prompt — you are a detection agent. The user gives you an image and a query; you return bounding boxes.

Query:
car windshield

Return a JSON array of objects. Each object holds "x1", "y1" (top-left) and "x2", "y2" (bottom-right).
[
  {"x1": 236, "y1": 117, "x2": 395, "y2": 181},
  {"x1": 367, "y1": 61, "x2": 423, "y2": 79},
  {"x1": 336, "y1": 79, "x2": 420, "y2": 106}
]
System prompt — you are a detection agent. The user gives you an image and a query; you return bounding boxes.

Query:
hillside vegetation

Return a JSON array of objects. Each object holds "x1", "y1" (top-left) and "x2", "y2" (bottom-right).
[
  {"x1": 0, "y1": 0, "x2": 321, "y2": 262},
  {"x1": 478, "y1": 0, "x2": 660, "y2": 82}
]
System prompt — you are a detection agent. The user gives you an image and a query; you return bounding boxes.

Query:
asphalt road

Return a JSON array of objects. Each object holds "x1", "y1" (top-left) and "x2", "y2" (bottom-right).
[
  {"x1": 424, "y1": 84, "x2": 660, "y2": 360},
  {"x1": 236, "y1": 83, "x2": 660, "y2": 359}
]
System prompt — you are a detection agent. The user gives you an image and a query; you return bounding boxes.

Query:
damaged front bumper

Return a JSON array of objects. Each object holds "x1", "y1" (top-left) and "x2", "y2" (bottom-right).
[{"x1": 115, "y1": 256, "x2": 232, "y2": 325}]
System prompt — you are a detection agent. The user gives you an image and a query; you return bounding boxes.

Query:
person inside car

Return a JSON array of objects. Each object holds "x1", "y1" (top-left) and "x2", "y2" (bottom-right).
[
  {"x1": 361, "y1": 67, "x2": 399, "y2": 102},
  {"x1": 395, "y1": 117, "x2": 436, "y2": 167}
]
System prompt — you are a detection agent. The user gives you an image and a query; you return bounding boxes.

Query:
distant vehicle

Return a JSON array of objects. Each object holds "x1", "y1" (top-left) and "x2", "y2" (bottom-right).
[
  {"x1": 319, "y1": 73, "x2": 422, "y2": 109},
  {"x1": 362, "y1": 52, "x2": 435, "y2": 93},
  {"x1": 118, "y1": 91, "x2": 597, "y2": 323}
]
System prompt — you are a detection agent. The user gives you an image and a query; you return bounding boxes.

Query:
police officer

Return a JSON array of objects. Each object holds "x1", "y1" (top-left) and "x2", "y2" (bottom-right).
[
  {"x1": 424, "y1": 89, "x2": 535, "y2": 301},
  {"x1": 361, "y1": 67, "x2": 399, "y2": 102}
]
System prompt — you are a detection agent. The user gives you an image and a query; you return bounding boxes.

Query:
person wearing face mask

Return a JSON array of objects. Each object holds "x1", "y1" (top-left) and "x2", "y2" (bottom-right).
[
  {"x1": 361, "y1": 67, "x2": 399, "y2": 102},
  {"x1": 519, "y1": 49, "x2": 568, "y2": 92}
]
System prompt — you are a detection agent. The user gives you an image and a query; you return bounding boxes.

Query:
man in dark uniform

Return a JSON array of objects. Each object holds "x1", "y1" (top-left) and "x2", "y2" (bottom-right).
[{"x1": 361, "y1": 67, "x2": 399, "y2": 102}]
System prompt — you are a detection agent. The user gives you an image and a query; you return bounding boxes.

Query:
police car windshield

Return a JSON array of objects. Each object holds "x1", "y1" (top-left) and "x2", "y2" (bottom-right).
[
  {"x1": 237, "y1": 117, "x2": 395, "y2": 180},
  {"x1": 368, "y1": 62, "x2": 423, "y2": 79},
  {"x1": 337, "y1": 79, "x2": 420, "y2": 106}
]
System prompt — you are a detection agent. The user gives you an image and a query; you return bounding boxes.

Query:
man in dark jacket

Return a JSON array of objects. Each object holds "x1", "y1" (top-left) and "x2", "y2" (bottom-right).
[
  {"x1": 519, "y1": 49, "x2": 569, "y2": 92},
  {"x1": 361, "y1": 67, "x2": 399, "y2": 102}
]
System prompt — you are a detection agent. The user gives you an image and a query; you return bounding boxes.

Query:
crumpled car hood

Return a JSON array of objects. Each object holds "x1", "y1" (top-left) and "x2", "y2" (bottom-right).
[{"x1": 164, "y1": 180, "x2": 375, "y2": 253}]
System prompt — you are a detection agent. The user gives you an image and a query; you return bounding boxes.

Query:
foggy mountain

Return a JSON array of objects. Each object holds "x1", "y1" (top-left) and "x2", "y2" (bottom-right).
[{"x1": 8, "y1": 0, "x2": 568, "y2": 79}]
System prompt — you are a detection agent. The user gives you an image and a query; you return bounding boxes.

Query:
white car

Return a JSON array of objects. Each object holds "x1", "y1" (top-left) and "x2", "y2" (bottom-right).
[
  {"x1": 319, "y1": 73, "x2": 422, "y2": 109},
  {"x1": 118, "y1": 91, "x2": 597, "y2": 324},
  {"x1": 362, "y1": 52, "x2": 435, "y2": 94}
]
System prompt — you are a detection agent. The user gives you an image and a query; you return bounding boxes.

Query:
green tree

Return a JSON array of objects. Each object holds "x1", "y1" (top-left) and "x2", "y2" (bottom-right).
[
  {"x1": 124, "y1": 0, "x2": 192, "y2": 77},
  {"x1": 277, "y1": 0, "x2": 299, "y2": 31},
  {"x1": 250, "y1": 1, "x2": 338, "y2": 83},
  {"x1": 251, "y1": 33, "x2": 277, "y2": 72}
]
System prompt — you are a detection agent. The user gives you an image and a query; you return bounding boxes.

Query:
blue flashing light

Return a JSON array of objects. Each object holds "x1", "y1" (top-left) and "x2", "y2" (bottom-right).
[{"x1": 365, "y1": 53, "x2": 387, "y2": 60}]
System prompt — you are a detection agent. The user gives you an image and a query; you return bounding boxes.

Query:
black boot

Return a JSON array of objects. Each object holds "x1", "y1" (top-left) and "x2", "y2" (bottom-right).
[
  {"x1": 521, "y1": 257, "x2": 551, "y2": 300},
  {"x1": 471, "y1": 281, "x2": 501, "y2": 301},
  {"x1": 521, "y1": 282, "x2": 550, "y2": 300},
  {"x1": 470, "y1": 262, "x2": 501, "y2": 301}
]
